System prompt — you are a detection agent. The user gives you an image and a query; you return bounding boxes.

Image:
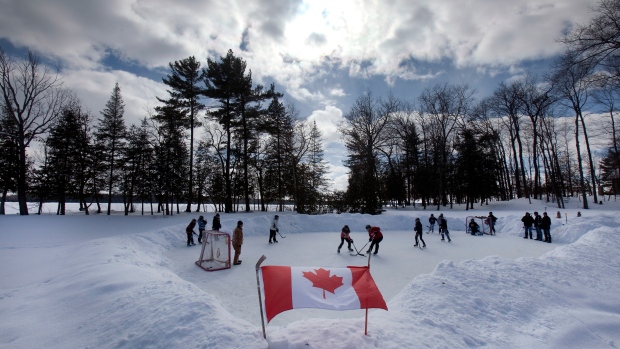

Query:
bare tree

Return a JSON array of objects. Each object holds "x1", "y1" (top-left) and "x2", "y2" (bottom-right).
[
  {"x1": 0, "y1": 48, "x2": 71, "y2": 215},
  {"x1": 419, "y1": 83, "x2": 473, "y2": 209}
]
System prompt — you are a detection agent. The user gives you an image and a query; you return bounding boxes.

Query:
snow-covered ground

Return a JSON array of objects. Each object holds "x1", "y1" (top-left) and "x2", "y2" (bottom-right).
[{"x1": 1, "y1": 198, "x2": 619, "y2": 349}]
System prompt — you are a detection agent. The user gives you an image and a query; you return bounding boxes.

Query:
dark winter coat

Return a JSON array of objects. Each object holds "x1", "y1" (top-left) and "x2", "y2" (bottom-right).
[
  {"x1": 541, "y1": 216, "x2": 551, "y2": 229},
  {"x1": 414, "y1": 221, "x2": 423, "y2": 234},
  {"x1": 521, "y1": 214, "x2": 534, "y2": 227},
  {"x1": 186, "y1": 221, "x2": 196, "y2": 234},
  {"x1": 533, "y1": 215, "x2": 542, "y2": 228},
  {"x1": 438, "y1": 217, "x2": 448, "y2": 229},
  {"x1": 429, "y1": 216, "x2": 437, "y2": 225},
  {"x1": 469, "y1": 221, "x2": 479, "y2": 233},
  {"x1": 212, "y1": 216, "x2": 221, "y2": 230}
]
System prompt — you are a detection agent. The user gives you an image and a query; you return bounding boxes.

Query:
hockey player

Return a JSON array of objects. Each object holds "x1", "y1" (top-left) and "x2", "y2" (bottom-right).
[
  {"x1": 337, "y1": 225, "x2": 354, "y2": 253},
  {"x1": 438, "y1": 214, "x2": 451, "y2": 242},
  {"x1": 468, "y1": 218, "x2": 480, "y2": 235},
  {"x1": 212, "y1": 213, "x2": 221, "y2": 231},
  {"x1": 365, "y1": 224, "x2": 384, "y2": 255},
  {"x1": 428, "y1": 214, "x2": 437, "y2": 233},
  {"x1": 414, "y1": 218, "x2": 426, "y2": 248},
  {"x1": 186, "y1": 219, "x2": 197, "y2": 246},
  {"x1": 269, "y1": 215, "x2": 279, "y2": 243},
  {"x1": 197, "y1": 215, "x2": 207, "y2": 244}
]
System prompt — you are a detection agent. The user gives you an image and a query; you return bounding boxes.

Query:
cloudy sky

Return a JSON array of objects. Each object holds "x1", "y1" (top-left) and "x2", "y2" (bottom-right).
[{"x1": 0, "y1": 0, "x2": 598, "y2": 190}]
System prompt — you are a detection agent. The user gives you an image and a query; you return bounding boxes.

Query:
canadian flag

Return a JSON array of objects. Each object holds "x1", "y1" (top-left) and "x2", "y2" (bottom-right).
[{"x1": 259, "y1": 265, "x2": 388, "y2": 323}]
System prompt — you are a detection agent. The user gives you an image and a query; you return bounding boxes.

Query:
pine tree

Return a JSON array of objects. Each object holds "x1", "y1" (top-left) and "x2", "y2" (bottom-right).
[
  {"x1": 0, "y1": 107, "x2": 20, "y2": 214},
  {"x1": 159, "y1": 56, "x2": 205, "y2": 212},
  {"x1": 95, "y1": 83, "x2": 127, "y2": 215}
]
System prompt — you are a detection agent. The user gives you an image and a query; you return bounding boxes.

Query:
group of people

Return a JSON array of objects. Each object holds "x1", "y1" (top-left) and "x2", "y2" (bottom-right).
[
  {"x1": 467, "y1": 212, "x2": 497, "y2": 236},
  {"x1": 521, "y1": 211, "x2": 552, "y2": 243},
  {"x1": 338, "y1": 224, "x2": 384, "y2": 254},
  {"x1": 186, "y1": 213, "x2": 243, "y2": 267},
  {"x1": 185, "y1": 213, "x2": 222, "y2": 246},
  {"x1": 427, "y1": 213, "x2": 452, "y2": 241}
]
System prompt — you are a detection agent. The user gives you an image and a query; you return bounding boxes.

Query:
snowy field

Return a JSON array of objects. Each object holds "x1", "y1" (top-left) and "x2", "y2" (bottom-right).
[{"x1": 1, "y1": 198, "x2": 619, "y2": 349}]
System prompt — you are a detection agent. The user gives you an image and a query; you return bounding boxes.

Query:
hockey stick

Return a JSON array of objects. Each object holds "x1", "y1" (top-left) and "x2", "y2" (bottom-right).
[
  {"x1": 277, "y1": 230, "x2": 286, "y2": 238},
  {"x1": 349, "y1": 241, "x2": 365, "y2": 257}
]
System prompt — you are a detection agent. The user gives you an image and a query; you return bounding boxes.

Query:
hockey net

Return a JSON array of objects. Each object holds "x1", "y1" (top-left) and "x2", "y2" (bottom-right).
[
  {"x1": 465, "y1": 216, "x2": 493, "y2": 235},
  {"x1": 195, "y1": 230, "x2": 231, "y2": 271}
]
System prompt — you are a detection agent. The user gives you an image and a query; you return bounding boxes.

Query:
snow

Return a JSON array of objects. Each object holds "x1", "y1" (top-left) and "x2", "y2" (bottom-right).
[{"x1": 1, "y1": 198, "x2": 619, "y2": 349}]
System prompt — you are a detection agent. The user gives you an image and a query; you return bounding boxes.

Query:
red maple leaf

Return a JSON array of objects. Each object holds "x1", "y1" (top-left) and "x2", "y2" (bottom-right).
[{"x1": 302, "y1": 268, "x2": 344, "y2": 299}]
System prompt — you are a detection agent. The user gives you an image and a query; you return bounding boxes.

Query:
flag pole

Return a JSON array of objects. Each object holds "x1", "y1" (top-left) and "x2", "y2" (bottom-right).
[
  {"x1": 364, "y1": 251, "x2": 372, "y2": 335},
  {"x1": 255, "y1": 255, "x2": 268, "y2": 339}
]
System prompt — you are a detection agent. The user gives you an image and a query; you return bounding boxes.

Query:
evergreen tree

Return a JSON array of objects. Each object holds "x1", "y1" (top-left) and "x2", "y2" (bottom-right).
[
  {"x1": 159, "y1": 56, "x2": 205, "y2": 212},
  {"x1": 0, "y1": 107, "x2": 19, "y2": 214},
  {"x1": 95, "y1": 83, "x2": 128, "y2": 215}
]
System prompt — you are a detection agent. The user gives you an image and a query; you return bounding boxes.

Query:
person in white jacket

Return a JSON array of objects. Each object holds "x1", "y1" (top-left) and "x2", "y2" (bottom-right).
[{"x1": 269, "y1": 215, "x2": 279, "y2": 243}]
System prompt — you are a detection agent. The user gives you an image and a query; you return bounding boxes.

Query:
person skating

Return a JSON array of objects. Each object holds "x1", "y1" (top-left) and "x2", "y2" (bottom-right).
[
  {"x1": 365, "y1": 224, "x2": 383, "y2": 255},
  {"x1": 197, "y1": 215, "x2": 207, "y2": 244},
  {"x1": 232, "y1": 220, "x2": 243, "y2": 265},
  {"x1": 414, "y1": 218, "x2": 426, "y2": 248},
  {"x1": 438, "y1": 214, "x2": 451, "y2": 242},
  {"x1": 541, "y1": 212, "x2": 552, "y2": 243},
  {"x1": 186, "y1": 219, "x2": 197, "y2": 246},
  {"x1": 521, "y1": 212, "x2": 534, "y2": 239},
  {"x1": 487, "y1": 212, "x2": 497, "y2": 234},
  {"x1": 533, "y1": 212, "x2": 543, "y2": 241},
  {"x1": 212, "y1": 213, "x2": 221, "y2": 231},
  {"x1": 269, "y1": 215, "x2": 279, "y2": 243},
  {"x1": 468, "y1": 218, "x2": 480, "y2": 235},
  {"x1": 428, "y1": 214, "x2": 437, "y2": 233},
  {"x1": 338, "y1": 225, "x2": 354, "y2": 253}
]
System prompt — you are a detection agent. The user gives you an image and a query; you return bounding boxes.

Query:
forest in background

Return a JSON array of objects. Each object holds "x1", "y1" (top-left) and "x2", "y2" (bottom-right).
[{"x1": 1, "y1": 0, "x2": 620, "y2": 216}]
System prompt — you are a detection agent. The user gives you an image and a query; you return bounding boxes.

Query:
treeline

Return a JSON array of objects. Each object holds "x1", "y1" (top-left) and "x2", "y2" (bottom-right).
[
  {"x1": 2, "y1": 0, "x2": 620, "y2": 216},
  {"x1": 0, "y1": 50, "x2": 330, "y2": 215},
  {"x1": 339, "y1": 0, "x2": 620, "y2": 213}
]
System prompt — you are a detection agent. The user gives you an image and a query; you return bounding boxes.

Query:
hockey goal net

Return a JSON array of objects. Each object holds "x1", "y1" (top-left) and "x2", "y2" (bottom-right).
[
  {"x1": 195, "y1": 231, "x2": 231, "y2": 271},
  {"x1": 465, "y1": 216, "x2": 493, "y2": 235}
]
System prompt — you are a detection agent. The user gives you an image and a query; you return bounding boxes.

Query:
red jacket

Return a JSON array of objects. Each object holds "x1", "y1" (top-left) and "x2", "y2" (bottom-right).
[{"x1": 368, "y1": 226, "x2": 383, "y2": 240}]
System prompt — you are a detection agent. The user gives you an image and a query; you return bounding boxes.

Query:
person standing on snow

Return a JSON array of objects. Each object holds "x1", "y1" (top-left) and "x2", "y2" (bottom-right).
[
  {"x1": 437, "y1": 214, "x2": 451, "y2": 242},
  {"x1": 428, "y1": 214, "x2": 437, "y2": 233},
  {"x1": 186, "y1": 219, "x2": 197, "y2": 246},
  {"x1": 414, "y1": 218, "x2": 426, "y2": 248},
  {"x1": 487, "y1": 212, "x2": 497, "y2": 234},
  {"x1": 212, "y1": 213, "x2": 221, "y2": 231},
  {"x1": 365, "y1": 224, "x2": 384, "y2": 255},
  {"x1": 541, "y1": 212, "x2": 552, "y2": 243},
  {"x1": 232, "y1": 220, "x2": 244, "y2": 265},
  {"x1": 269, "y1": 215, "x2": 279, "y2": 243},
  {"x1": 197, "y1": 215, "x2": 207, "y2": 244},
  {"x1": 338, "y1": 225, "x2": 354, "y2": 253},
  {"x1": 533, "y1": 212, "x2": 543, "y2": 241},
  {"x1": 521, "y1": 212, "x2": 534, "y2": 239}
]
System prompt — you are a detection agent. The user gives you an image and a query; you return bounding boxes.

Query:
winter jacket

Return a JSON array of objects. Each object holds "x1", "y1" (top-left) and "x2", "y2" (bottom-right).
[
  {"x1": 368, "y1": 226, "x2": 383, "y2": 240},
  {"x1": 270, "y1": 218, "x2": 279, "y2": 231},
  {"x1": 212, "y1": 216, "x2": 221, "y2": 230},
  {"x1": 469, "y1": 221, "x2": 479, "y2": 232},
  {"x1": 414, "y1": 221, "x2": 423, "y2": 234},
  {"x1": 340, "y1": 229, "x2": 352, "y2": 241},
  {"x1": 186, "y1": 221, "x2": 196, "y2": 234},
  {"x1": 438, "y1": 217, "x2": 448, "y2": 229},
  {"x1": 521, "y1": 214, "x2": 534, "y2": 227},
  {"x1": 541, "y1": 216, "x2": 551, "y2": 229},
  {"x1": 197, "y1": 218, "x2": 207, "y2": 230},
  {"x1": 533, "y1": 215, "x2": 542, "y2": 228},
  {"x1": 429, "y1": 216, "x2": 437, "y2": 225},
  {"x1": 232, "y1": 225, "x2": 243, "y2": 245}
]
